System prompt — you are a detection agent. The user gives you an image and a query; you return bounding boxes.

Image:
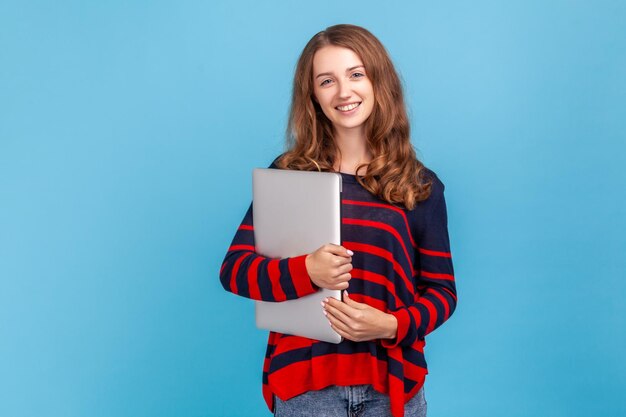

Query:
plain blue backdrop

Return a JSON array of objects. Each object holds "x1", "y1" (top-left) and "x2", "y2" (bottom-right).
[{"x1": 1, "y1": 1, "x2": 625, "y2": 416}]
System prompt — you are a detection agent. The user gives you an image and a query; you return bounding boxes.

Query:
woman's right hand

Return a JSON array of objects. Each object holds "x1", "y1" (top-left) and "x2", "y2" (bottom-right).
[{"x1": 305, "y1": 244, "x2": 353, "y2": 290}]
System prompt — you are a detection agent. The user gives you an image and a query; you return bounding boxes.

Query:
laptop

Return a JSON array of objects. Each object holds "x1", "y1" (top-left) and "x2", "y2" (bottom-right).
[{"x1": 253, "y1": 168, "x2": 343, "y2": 344}]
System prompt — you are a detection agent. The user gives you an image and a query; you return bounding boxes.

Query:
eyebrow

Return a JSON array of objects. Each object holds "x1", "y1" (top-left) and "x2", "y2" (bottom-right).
[{"x1": 315, "y1": 65, "x2": 365, "y2": 79}]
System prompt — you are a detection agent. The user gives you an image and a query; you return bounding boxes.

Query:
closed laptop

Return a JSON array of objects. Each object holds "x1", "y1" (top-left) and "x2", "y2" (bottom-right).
[{"x1": 253, "y1": 168, "x2": 343, "y2": 344}]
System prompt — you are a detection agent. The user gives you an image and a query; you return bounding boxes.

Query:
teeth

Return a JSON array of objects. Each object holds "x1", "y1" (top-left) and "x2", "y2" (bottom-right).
[{"x1": 336, "y1": 102, "x2": 360, "y2": 111}]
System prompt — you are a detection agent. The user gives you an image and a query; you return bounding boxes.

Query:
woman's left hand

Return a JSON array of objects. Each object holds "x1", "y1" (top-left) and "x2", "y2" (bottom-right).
[{"x1": 322, "y1": 291, "x2": 398, "y2": 342}]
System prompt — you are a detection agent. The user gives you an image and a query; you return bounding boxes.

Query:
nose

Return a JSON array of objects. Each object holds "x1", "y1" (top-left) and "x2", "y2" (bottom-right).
[{"x1": 337, "y1": 79, "x2": 352, "y2": 99}]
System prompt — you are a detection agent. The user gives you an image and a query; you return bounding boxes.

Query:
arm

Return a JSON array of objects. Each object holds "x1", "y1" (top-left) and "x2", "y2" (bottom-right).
[
  {"x1": 219, "y1": 201, "x2": 320, "y2": 301},
  {"x1": 219, "y1": 155, "x2": 320, "y2": 301},
  {"x1": 381, "y1": 179, "x2": 457, "y2": 348}
]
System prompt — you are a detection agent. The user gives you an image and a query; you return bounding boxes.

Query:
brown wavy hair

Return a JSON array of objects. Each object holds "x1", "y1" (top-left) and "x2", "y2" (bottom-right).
[{"x1": 276, "y1": 24, "x2": 432, "y2": 210}]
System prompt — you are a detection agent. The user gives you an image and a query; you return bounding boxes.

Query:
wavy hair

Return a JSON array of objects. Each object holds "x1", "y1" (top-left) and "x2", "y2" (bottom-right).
[{"x1": 276, "y1": 24, "x2": 432, "y2": 210}]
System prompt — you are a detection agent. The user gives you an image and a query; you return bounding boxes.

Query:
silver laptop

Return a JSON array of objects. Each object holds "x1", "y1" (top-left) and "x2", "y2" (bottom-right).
[{"x1": 253, "y1": 168, "x2": 343, "y2": 344}]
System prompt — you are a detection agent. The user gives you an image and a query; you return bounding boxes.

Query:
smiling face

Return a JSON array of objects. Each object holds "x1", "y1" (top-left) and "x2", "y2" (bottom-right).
[{"x1": 312, "y1": 45, "x2": 375, "y2": 137}]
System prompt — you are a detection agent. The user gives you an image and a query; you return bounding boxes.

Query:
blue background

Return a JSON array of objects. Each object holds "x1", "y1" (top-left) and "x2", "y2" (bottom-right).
[{"x1": 1, "y1": 1, "x2": 625, "y2": 416}]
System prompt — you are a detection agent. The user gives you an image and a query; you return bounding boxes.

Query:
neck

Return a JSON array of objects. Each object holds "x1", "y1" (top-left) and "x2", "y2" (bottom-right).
[{"x1": 332, "y1": 126, "x2": 371, "y2": 175}]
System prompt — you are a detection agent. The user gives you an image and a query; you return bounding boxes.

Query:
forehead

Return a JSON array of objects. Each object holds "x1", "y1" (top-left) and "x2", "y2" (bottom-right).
[{"x1": 312, "y1": 45, "x2": 364, "y2": 75}]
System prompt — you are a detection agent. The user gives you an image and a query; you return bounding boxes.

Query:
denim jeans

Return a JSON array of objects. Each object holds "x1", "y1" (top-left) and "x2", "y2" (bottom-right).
[{"x1": 274, "y1": 384, "x2": 427, "y2": 417}]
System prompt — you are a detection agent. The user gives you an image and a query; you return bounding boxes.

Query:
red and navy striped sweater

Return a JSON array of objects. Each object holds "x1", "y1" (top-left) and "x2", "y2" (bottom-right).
[{"x1": 219, "y1": 158, "x2": 456, "y2": 417}]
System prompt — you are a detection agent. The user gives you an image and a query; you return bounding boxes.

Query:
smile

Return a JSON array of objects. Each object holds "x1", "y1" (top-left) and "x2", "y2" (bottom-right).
[{"x1": 335, "y1": 102, "x2": 361, "y2": 112}]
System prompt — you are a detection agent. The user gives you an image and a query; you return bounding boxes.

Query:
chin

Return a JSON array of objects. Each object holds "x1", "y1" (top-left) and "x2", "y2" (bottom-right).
[{"x1": 338, "y1": 120, "x2": 367, "y2": 130}]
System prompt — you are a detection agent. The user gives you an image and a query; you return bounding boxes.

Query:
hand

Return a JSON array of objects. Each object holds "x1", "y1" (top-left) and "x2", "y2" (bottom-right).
[
  {"x1": 322, "y1": 291, "x2": 398, "y2": 342},
  {"x1": 305, "y1": 244, "x2": 353, "y2": 290}
]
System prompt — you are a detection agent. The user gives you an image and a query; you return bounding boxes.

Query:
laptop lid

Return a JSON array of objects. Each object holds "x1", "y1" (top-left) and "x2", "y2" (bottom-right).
[{"x1": 253, "y1": 168, "x2": 343, "y2": 343}]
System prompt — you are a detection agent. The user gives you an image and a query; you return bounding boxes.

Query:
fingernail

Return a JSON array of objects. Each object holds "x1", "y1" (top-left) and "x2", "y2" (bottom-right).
[
  {"x1": 347, "y1": 250, "x2": 354, "y2": 256},
  {"x1": 345, "y1": 291, "x2": 349, "y2": 296},
  {"x1": 320, "y1": 301, "x2": 325, "y2": 307},
  {"x1": 323, "y1": 310, "x2": 327, "y2": 316},
  {"x1": 324, "y1": 298, "x2": 329, "y2": 303}
]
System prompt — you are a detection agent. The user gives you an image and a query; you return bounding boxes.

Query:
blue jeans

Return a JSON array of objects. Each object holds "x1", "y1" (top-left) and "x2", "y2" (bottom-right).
[{"x1": 274, "y1": 384, "x2": 427, "y2": 417}]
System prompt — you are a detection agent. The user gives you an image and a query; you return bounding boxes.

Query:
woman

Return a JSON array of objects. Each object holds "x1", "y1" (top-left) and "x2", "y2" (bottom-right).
[{"x1": 220, "y1": 24, "x2": 456, "y2": 417}]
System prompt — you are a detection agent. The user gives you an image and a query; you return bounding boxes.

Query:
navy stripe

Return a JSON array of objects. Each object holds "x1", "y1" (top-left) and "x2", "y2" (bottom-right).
[
  {"x1": 234, "y1": 254, "x2": 252, "y2": 298},
  {"x1": 278, "y1": 260, "x2": 297, "y2": 298},
  {"x1": 387, "y1": 355, "x2": 404, "y2": 381},
  {"x1": 343, "y1": 223, "x2": 414, "y2": 275},
  {"x1": 403, "y1": 347, "x2": 428, "y2": 369},
  {"x1": 415, "y1": 304, "x2": 431, "y2": 336},
  {"x1": 349, "y1": 281, "x2": 400, "y2": 311},
  {"x1": 257, "y1": 258, "x2": 275, "y2": 301},
  {"x1": 265, "y1": 343, "x2": 276, "y2": 359},
  {"x1": 404, "y1": 377, "x2": 418, "y2": 393},
  {"x1": 348, "y1": 251, "x2": 414, "y2": 300},
  {"x1": 270, "y1": 340, "x2": 390, "y2": 373},
  {"x1": 342, "y1": 222, "x2": 414, "y2": 275},
  {"x1": 238, "y1": 229, "x2": 255, "y2": 246},
  {"x1": 404, "y1": 306, "x2": 418, "y2": 346},
  {"x1": 342, "y1": 204, "x2": 412, "y2": 246}
]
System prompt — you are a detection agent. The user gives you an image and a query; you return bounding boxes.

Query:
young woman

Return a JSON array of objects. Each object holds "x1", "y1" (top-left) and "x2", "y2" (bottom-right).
[{"x1": 220, "y1": 24, "x2": 456, "y2": 417}]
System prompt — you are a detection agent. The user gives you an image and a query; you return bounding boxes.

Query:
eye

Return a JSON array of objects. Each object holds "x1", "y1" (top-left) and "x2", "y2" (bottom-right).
[
  {"x1": 320, "y1": 79, "x2": 332, "y2": 86},
  {"x1": 352, "y1": 72, "x2": 365, "y2": 79}
]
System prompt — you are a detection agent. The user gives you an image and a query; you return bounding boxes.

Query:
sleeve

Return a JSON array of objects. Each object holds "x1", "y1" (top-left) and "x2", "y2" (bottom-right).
[
  {"x1": 381, "y1": 177, "x2": 457, "y2": 348},
  {"x1": 218, "y1": 156, "x2": 320, "y2": 302}
]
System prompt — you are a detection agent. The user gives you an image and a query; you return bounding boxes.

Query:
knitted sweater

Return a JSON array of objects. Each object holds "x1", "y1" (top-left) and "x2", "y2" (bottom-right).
[{"x1": 219, "y1": 157, "x2": 457, "y2": 417}]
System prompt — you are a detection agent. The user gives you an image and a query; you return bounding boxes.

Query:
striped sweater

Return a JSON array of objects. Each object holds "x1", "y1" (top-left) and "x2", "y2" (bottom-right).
[{"x1": 219, "y1": 158, "x2": 457, "y2": 417}]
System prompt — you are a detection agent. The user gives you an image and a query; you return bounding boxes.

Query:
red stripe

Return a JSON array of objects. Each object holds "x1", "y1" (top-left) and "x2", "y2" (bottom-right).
[
  {"x1": 344, "y1": 241, "x2": 414, "y2": 294},
  {"x1": 230, "y1": 252, "x2": 253, "y2": 294},
  {"x1": 350, "y1": 269, "x2": 405, "y2": 308},
  {"x1": 343, "y1": 218, "x2": 413, "y2": 272},
  {"x1": 389, "y1": 368, "x2": 404, "y2": 416},
  {"x1": 238, "y1": 224, "x2": 254, "y2": 231},
  {"x1": 271, "y1": 335, "x2": 315, "y2": 356},
  {"x1": 343, "y1": 199, "x2": 416, "y2": 248},
  {"x1": 350, "y1": 293, "x2": 388, "y2": 312},
  {"x1": 268, "y1": 331, "x2": 281, "y2": 347},
  {"x1": 421, "y1": 297, "x2": 438, "y2": 334},
  {"x1": 419, "y1": 270, "x2": 455, "y2": 281},
  {"x1": 229, "y1": 244, "x2": 256, "y2": 252},
  {"x1": 287, "y1": 255, "x2": 315, "y2": 297},
  {"x1": 247, "y1": 257, "x2": 262, "y2": 300},
  {"x1": 268, "y1": 259, "x2": 286, "y2": 301},
  {"x1": 430, "y1": 288, "x2": 450, "y2": 318},
  {"x1": 407, "y1": 305, "x2": 422, "y2": 331},
  {"x1": 418, "y1": 247, "x2": 451, "y2": 258},
  {"x1": 269, "y1": 352, "x2": 390, "y2": 401},
  {"x1": 263, "y1": 336, "x2": 430, "y2": 415}
]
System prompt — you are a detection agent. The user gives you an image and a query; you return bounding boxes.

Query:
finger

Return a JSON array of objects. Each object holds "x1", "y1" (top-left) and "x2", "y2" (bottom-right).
[
  {"x1": 329, "y1": 281, "x2": 350, "y2": 290},
  {"x1": 343, "y1": 291, "x2": 365, "y2": 309},
  {"x1": 332, "y1": 257, "x2": 352, "y2": 268},
  {"x1": 325, "y1": 305, "x2": 359, "y2": 336},
  {"x1": 326, "y1": 310, "x2": 352, "y2": 334},
  {"x1": 324, "y1": 297, "x2": 357, "y2": 320},
  {"x1": 324, "y1": 302, "x2": 352, "y2": 324},
  {"x1": 331, "y1": 272, "x2": 351, "y2": 283},
  {"x1": 328, "y1": 320, "x2": 356, "y2": 342},
  {"x1": 336, "y1": 262, "x2": 353, "y2": 274},
  {"x1": 324, "y1": 244, "x2": 354, "y2": 258}
]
